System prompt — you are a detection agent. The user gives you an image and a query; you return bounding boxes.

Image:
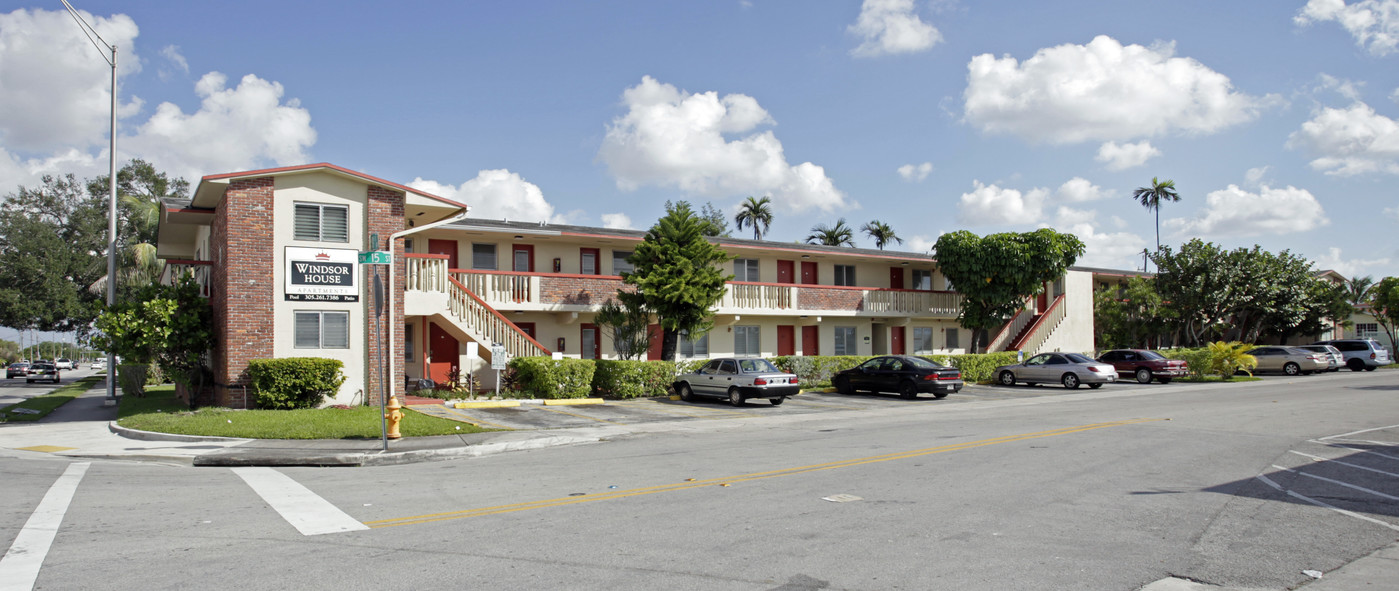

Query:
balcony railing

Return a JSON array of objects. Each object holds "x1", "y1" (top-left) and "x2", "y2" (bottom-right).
[
  {"x1": 404, "y1": 254, "x2": 449, "y2": 292},
  {"x1": 1016, "y1": 294, "x2": 1066, "y2": 356},
  {"x1": 159, "y1": 259, "x2": 212, "y2": 297}
]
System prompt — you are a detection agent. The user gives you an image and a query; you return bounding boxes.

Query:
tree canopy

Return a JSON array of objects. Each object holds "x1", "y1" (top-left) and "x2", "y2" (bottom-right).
[
  {"x1": 933, "y1": 229, "x2": 1085, "y2": 352},
  {"x1": 806, "y1": 219, "x2": 855, "y2": 247},
  {"x1": 621, "y1": 202, "x2": 732, "y2": 361},
  {"x1": 861, "y1": 220, "x2": 902, "y2": 250},
  {"x1": 1370, "y1": 276, "x2": 1399, "y2": 349},
  {"x1": 734, "y1": 196, "x2": 773, "y2": 241}
]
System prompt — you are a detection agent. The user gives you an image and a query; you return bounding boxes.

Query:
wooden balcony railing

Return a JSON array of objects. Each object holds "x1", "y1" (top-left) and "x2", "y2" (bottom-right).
[{"x1": 159, "y1": 259, "x2": 212, "y2": 297}]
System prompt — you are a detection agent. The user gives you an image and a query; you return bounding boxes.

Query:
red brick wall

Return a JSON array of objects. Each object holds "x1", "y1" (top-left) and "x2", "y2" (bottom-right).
[
  {"x1": 366, "y1": 185, "x2": 405, "y2": 404},
  {"x1": 540, "y1": 276, "x2": 628, "y2": 305},
  {"x1": 210, "y1": 176, "x2": 275, "y2": 408},
  {"x1": 797, "y1": 286, "x2": 865, "y2": 311}
]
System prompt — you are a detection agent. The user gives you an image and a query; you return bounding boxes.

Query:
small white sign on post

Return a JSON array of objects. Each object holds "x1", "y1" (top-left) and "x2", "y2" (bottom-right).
[
  {"x1": 465, "y1": 341, "x2": 479, "y2": 359},
  {"x1": 490, "y1": 345, "x2": 508, "y2": 370}
]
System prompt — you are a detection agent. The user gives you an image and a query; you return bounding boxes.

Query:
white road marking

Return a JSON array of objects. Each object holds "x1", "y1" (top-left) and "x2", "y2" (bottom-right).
[
  {"x1": 1273, "y1": 465, "x2": 1399, "y2": 502},
  {"x1": 1288, "y1": 450, "x2": 1399, "y2": 479},
  {"x1": 1318, "y1": 423, "x2": 1399, "y2": 441},
  {"x1": 0, "y1": 462, "x2": 90, "y2": 591},
  {"x1": 1311, "y1": 440, "x2": 1399, "y2": 462},
  {"x1": 1255, "y1": 473, "x2": 1399, "y2": 532},
  {"x1": 232, "y1": 467, "x2": 368, "y2": 536}
]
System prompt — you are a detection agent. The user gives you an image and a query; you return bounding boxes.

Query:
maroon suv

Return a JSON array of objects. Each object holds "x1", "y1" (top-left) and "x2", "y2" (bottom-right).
[{"x1": 1096, "y1": 349, "x2": 1188, "y2": 384}]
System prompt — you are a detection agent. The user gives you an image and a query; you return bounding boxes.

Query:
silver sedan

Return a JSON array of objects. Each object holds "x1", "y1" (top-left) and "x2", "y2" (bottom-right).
[{"x1": 995, "y1": 352, "x2": 1119, "y2": 389}]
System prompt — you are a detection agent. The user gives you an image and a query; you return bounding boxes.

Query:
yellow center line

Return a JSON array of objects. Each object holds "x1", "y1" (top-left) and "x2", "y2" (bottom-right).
[{"x1": 367, "y1": 418, "x2": 1162, "y2": 529}]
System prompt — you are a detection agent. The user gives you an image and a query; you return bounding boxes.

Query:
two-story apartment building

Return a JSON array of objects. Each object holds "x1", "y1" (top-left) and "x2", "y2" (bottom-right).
[{"x1": 157, "y1": 163, "x2": 1097, "y2": 407}]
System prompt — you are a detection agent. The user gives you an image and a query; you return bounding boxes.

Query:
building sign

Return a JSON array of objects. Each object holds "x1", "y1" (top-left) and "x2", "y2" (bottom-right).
[{"x1": 285, "y1": 247, "x2": 359, "y2": 302}]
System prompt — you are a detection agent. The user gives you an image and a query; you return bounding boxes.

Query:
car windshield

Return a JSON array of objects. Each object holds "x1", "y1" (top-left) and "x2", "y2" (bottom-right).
[
  {"x1": 1138, "y1": 351, "x2": 1165, "y2": 360},
  {"x1": 903, "y1": 357, "x2": 944, "y2": 369},
  {"x1": 1065, "y1": 353, "x2": 1095, "y2": 363},
  {"x1": 739, "y1": 359, "x2": 779, "y2": 373}
]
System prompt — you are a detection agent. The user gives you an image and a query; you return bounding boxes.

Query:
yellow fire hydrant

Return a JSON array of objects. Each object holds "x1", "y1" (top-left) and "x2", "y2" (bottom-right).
[{"x1": 385, "y1": 395, "x2": 403, "y2": 439}]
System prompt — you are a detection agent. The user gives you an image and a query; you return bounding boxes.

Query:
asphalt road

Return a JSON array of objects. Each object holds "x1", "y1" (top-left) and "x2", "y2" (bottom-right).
[
  {"x1": 2, "y1": 369, "x2": 1397, "y2": 590},
  {"x1": 0, "y1": 367, "x2": 103, "y2": 407}
]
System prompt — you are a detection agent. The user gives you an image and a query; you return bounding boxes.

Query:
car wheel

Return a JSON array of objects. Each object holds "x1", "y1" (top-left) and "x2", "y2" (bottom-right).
[
  {"x1": 899, "y1": 381, "x2": 918, "y2": 400},
  {"x1": 834, "y1": 377, "x2": 852, "y2": 395},
  {"x1": 1135, "y1": 368, "x2": 1152, "y2": 384},
  {"x1": 1283, "y1": 362, "x2": 1300, "y2": 376},
  {"x1": 677, "y1": 383, "x2": 695, "y2": 402},
  {"x1": 1088, "y1": 383, "x2": 1103, "y2": 389},
  {"x1": 1347, "y1": 359, "x2": 1364, "y2": 371},
  {"x1": 1062, "y1": 373, "x2": 1080, "y2": 389},
  {"x1": 1156, "y1": 377, "x2": 1173, "y2": 384},
  {"x1": 769, "y1": 397, "x2": 784, "y2": 406},
  {"x1": 728, "y1": 387, "x2": 745, "y2": 407},
  {"x1": 999, "y1": 371, "x2": 1016, "y2": 386},
  {"x1": 1365, "y1": 366, "x2": 1377, "y2": 371},
  {"x1": 933, "y1": 392, "x2": 949, "y2": 399}
]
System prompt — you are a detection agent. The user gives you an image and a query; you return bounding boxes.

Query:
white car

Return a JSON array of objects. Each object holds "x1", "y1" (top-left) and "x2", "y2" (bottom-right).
[
  {"x1": 55, "y1": 358, "x2": 75, "y2": 370},
  {"x1": 91, "y1": 358, "x2": 108, "y2": 370}
]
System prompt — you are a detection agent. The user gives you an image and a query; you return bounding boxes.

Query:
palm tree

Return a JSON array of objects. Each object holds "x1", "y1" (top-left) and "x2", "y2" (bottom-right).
[
  {"x1": 733, "y1": 196, "x2": 774, "y2": 241},
  {"x1": 861, "y1": 220, "x2": 902, "y2": 250},
  {"x1": 1132, "y1": 177, "x2": 1181, "y2": 254},
  {"x1": 806, "y1": 219, "x2": 855, "y2": 247},
  {"x1": 1346, "y1": 275, "x2": 1375, "y2": 306}
]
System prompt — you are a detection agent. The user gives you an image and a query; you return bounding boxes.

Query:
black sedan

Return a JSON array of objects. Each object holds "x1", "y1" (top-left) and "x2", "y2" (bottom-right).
[
  {"x1": 7, "y1": 362, "x2": 30, "y2": 379},
  {"x1": 832, "y1": 355, "x2": 963, "y2": 399}
]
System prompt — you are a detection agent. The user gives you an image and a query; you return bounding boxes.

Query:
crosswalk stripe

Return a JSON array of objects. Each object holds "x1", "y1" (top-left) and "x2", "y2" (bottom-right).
[
  {"x1": 0, "y1": 462, "x2": 90, "y2": 591},
  {"x1": 232, "y1": 467, "x2": 368, "y2": 536}
]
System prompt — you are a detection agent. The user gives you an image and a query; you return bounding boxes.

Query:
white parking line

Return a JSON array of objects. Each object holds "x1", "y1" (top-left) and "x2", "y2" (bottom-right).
[
  {"x1": 0, "y1": 462, "x2": 90, "y2": 591},
  {"x1": 1288, "y1": 450, "x2": 1399, "y2": 479},
  {"x1": 1311, "y1": 441, "x2": 1399, "y2": 462},
  {"x1": 232, "y1": 467, "x2": 368, "y2": 536},
  {"x1": 1255, "y1": 473, "x2": 1399, "y2": 532},
  {"x1": 1318, "y1": 424, "x2": 1399, "y2": 441},
  {"x1": 1273, "y1": 465, "x2": 1399, "y2": 501}
]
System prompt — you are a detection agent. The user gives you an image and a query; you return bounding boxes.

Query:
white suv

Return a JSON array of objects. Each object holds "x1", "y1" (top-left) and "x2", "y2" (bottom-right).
[
  {"x1": 55, "y1": 358, "x2": 74, "y2": 370},
  {"x1": 1313, "y1": 339, "x2": 1393, "y2": 371}
]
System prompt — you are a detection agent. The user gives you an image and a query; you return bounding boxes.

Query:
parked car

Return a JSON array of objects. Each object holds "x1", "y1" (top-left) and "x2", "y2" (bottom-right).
[
  {"x1": 673, "y1": 357, "x2": 800, "y2": 406},
  {"x1": 1294, "y1": 344, "x2": 1344, "y2": 372},
  {"x1": 831, "y1": 355, "x2": 963, "y2": 399},
  {"x1": 1096, "y1": 349, "x2": 1188, "y2": 384},
  {"x1": 995, "y1": 352, "x2": 1119, "y2": 389},
  {"x1": 91, "y1": 358, "x2": 107, "y2": 370},
  {"x1": 55, "y1": 358, "x2": 74, "y2": 370},
  {"x1": 26, "y1": 361, "x2": 60, "y2": 384},
  {"x1": 1312, "y1": 339, "x2": 1393, "y2": 371},
  {"x1": 7, "y1": 361, "x2": 30, "y2": 378},
  {"x1": 1245, "y1": 347, "x2": 1328, "y2": 375}
]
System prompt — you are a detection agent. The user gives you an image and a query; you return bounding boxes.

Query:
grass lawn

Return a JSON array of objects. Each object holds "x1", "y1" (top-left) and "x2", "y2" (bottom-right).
[
  {"x1": 0, "y1": 377, "x2": 102, "y2": 423},
  {"x1": 117, "y1": 385, "x2": 492, "y2": 439}
]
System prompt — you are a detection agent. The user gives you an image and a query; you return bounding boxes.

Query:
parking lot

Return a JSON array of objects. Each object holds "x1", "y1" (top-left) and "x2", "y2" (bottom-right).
[{"x1": 411, "y1": 369, "x2": 1392, "y2": 430}]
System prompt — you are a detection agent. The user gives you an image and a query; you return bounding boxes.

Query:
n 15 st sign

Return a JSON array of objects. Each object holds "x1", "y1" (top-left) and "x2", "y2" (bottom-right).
[{"x1": 285, "y1": 246, "x2": 358, "y2": 302}]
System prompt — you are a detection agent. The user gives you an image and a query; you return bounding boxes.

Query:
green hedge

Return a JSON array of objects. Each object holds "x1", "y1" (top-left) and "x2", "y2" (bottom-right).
[
  {"x1": 770, "y1": 356, "x2": 871, "y2": 385},
  {"x1": 1160, "y1": 348, "x2": 1212, "y2": 379},
  {"x1": 509, "y1": 357, "x2": 595, "y2": 399},
  {"x1": 592, "y1": 360, "x2": 676, "y2": 399},
  {"x1": 943, "y1": 352, "x2": 1021, "y2": 383},
  {"x1": 247, "y1": 358, "x2": 346, "y2": 410}
]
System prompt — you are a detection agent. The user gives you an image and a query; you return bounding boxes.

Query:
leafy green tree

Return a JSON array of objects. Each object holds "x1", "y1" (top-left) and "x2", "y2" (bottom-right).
[
  {"x1": 1132, "y1": 177, "x2": 1180, "y2": 257},
  {"x1": 1369, "y1": 277, "x2": 1399, "y2": 349},
  {"x1": 0, "y1": 174, "x2": 109, "y2": 333},
  {"x1": 622, "y1": 202, "x2": 732, "y2": 361},
  {"x1": 734, "y1": 196, "x2": 773, "y2": 241},
  {"x1": 0, "y1": 339, "x2": 19, "y2": 364},
  {"x1": 861, "y1": 220, "x2": 902, "y2": 250},
  {"x1": 595, "y1": 296, "x2": 651, "y2": 360},
  {"x1": 88, "y1": 159, "x2": 191, "y2": 294},
  {"x1": 933, "y1": 229, "x2": 1086, "y2": 352},
  {"x1": 1151, "y1": 240, "x2": 1240, "y2": 346},
  {"x1": 1345, "y1": 275, "x2": 1374, "y2": 306},
  {"x1": 1093, "y1": 277, "x2": 1172, "y2": 349},
  {"x1": 698, "y1": 201, "x2": 731, "y2": 237},
  {"x1": 91, "y1": 276, "x2": 214, "y2": 399},
  {"x1": 806, "y1": 219, "x2": 855, "y2": 247}
]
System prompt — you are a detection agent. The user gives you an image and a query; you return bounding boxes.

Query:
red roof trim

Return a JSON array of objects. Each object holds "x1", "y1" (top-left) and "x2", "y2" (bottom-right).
[{"x1": 199, "y1": 163, "x2": 465, "y2": 208}]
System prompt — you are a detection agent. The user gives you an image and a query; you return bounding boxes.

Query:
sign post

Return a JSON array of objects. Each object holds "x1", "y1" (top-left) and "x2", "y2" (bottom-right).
[
  {"x1": 361, "y1": 247, "x2": 391, "y2": 450},
  {"x1": 490, "y1": 344, "x2": 508, "y2": 397}
]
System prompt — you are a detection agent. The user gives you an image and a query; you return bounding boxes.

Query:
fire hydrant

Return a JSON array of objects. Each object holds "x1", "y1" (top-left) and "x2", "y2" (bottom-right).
[{"x1": 385, "y1": 395, "x2": 403, "y2": 439}]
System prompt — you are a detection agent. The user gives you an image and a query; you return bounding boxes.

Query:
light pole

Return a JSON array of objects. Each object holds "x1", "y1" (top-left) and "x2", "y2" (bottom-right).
[{"x1": 61, "y1": 1, "x2": 120, "y2": 405}]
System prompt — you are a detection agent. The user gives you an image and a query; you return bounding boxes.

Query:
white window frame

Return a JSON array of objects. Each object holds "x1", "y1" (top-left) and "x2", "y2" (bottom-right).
[
  {"x1": 945, "y1": 326, "x2": 960, "y2": 349},
  {"x1": 912, "y1": 327, "x2": 934, "y2": 354},
  {"x1": 912, "y1": 269, "x2": 933, "y2": 291},
  {"x1": 734, "y1": 326, "x2": 760, "y2": 356},
  {"x1": 405, "y1": 323, "x2": 415, "y2": 362},
  {"x1": 472, "y1": 243, "x2": 497, "y2": 270},
  {"x1": 293, "y1": 203, "x2": 349, "y2": 243},
  {"x1": 679, "y1": 329, "x2": 709, "y2": 358},
  {"x1": 1357, "y1": 323, "x2": 1379, "y2": 338},
  {"x1": 734, "y1": 258, "x2": 761, "y2": 282},
  {"x1": 834, "y1": 265, "x2": 856, "y2": 287},
  {"x1": 613, "y1": 250, "x2": 634, "y2": 275},
  {"x1": 294, "y1": 311, "x2": 350, "y2": 349},
  {"x1": 834, "y1": 326, "x2": 856, "y2": 355}
]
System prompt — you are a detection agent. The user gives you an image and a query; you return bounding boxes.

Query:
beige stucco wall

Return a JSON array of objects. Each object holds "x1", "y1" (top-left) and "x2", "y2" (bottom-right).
[
  {"x1": 270, "y1": 174, "x2": 371, "y2": 406},
  {"x1": 1037, "y1": 269, "x2": 1096, "y2": 354}
]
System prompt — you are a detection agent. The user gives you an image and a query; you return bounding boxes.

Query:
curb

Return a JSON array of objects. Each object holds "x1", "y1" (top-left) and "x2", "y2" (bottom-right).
[
  {"x1": 109, "y1": 421, "x2": 252, "y2": 443},
  {"x1": 188, "y1": 434, "x2": 605, "y2": 467},
  {"x1": 542, "y1": 398, "x2": 604, "y2": 406}
]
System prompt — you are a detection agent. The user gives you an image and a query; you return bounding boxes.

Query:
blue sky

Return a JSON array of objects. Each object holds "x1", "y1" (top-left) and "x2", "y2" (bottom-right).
[{"x1": 2, "y1": 1, "x2": 1398, "y2": 344}]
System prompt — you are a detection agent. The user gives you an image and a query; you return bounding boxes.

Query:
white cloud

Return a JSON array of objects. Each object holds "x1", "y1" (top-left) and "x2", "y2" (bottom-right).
[
  {"x1": 906, "y1": 234, "x2": 938, "y2": 254},
  {"x1": 601, "y1": 213, "x2": 633, "y2": 229},
  {"x1": 1058, "y1": 221, "x2": 1150, "y2": 270},
  {"x1": 409, "y1": 169, "x2": 567, "y2": 224},
  {"x1": 1315, "y1": 73, "x2": 1365, "y2": 101},
  {"x1": 0, "y1": 8, "x2": 143, "y2": 154},
  {"x1": 1287, "y1": 101, "x2": 1399, "y2": 176},
  {"x1": 964, "y1": 35, "x2": 1266, "y2": 144},
  {"x1": 956, "y1": 180, "x2": 1046, "y2": 225},
  {"x1": 1244, "y1": 166, "x2": 1271, "y2": 186},
  {"x1": 1165, "y1": 184, "x2": 1330, "y2": 237},
  {"x1": 1108, "y1": 215, "x2": 1129, "y2": 230},
  {"x1": 598, "y1": 76, "x2": 850, "y2": 213},
  {"x1": 1296, "y1": 0, "x2": 1399, "y2": 56},
  {"x1": 1312, "y1": 246, "x2": 1391, "y2": 277},
  {"x1": 158, "y1": 45, "x2": 189, "y2": 81},
  {"x1": 1056, "y1": 177, "x2": 1110, "y2": 202},
  {"x1": 1095, "y1": 140, "x2": 1161, "y2": 170},
  {"x1": 1392, "y1": 87, "x2": 1399, "y2": 104},
  {"x1": 848, "y1": 0, "x2": 943, "y2": 58},
  {"x1": 122, "y1": 72, "x2": 317, "y2": 183},
  {"x1": 898, "y1": 162, "x2": 933, "y2": 181}
]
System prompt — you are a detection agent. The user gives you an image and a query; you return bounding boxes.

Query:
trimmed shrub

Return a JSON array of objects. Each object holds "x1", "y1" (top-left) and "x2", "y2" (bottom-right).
[
  {"x1": 117, "y1": 363, "x2": 150, "y2": 397},
  {"x1": 770, "y1": 355, "x2": 870, "y2": 386},
  {"x1": 593, "y1": 360, "x2": 676, "y2": 399},
  {"x1": 510, "y1": 357, "x2": 595, "y2": 399},
  {"x1": 944, "y1": 352, "x2": 1020, "y2": 383},
  {"x1": 247, "y1": 358, "x2": 346, "y2": 410},
  {"x1": 1160, "y1": 348, "x2": 1212, "y2": 380}
]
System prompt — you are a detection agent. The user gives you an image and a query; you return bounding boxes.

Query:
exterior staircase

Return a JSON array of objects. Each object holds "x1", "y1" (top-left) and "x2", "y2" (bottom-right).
[
  {"x1": 987, "y1": 294, "x2": 1067, "y2": 356},
  {"x1": 405, "y1": 254, "x2": 550, "y2": 361}
]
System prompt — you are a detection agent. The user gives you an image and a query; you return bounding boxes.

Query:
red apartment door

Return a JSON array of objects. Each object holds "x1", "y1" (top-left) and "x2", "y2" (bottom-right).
[
  {"x1": 647, "y1": 324, "x2": 663, "y2": 360},
  {"x1": 802, "y1": 326, "x2": 820, "y2": 356},
  {"x1": 513, "y1": 322, "x2": 536, "y2": 340},
  {"x1": 513, "y1": 244, "x2": 534, "y2": 272},
  {"x1": 580, "y1": 324, "x2": 599, "y2": 359},
  {"x1": 428, "y1": 323, "x2": 458, "y2": 385},
  {"x1": 428, "y1": 239, "x2": 458, "y2": 269},
  {"x1": 777, "y1": 325, "x2": 795, "y2": 356},
  {"x1": 1037, "y1": 281, "x2": 1049, "y2": 311},
  {"x1": 777, "y1": 260, "x2": 795, "y2": 283},
  {"x1": 801, "y1": 261, "x2": 818, "y2": 285},
  {"x1": 889, "y1": 267, "x2": 904, "y2": 289},
  {"x1": 891, "y1": 326, "x2": 906, "y2": 355},
  {"x1": 580, "y1": 248, "x2": 600, "y2": 275}
]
